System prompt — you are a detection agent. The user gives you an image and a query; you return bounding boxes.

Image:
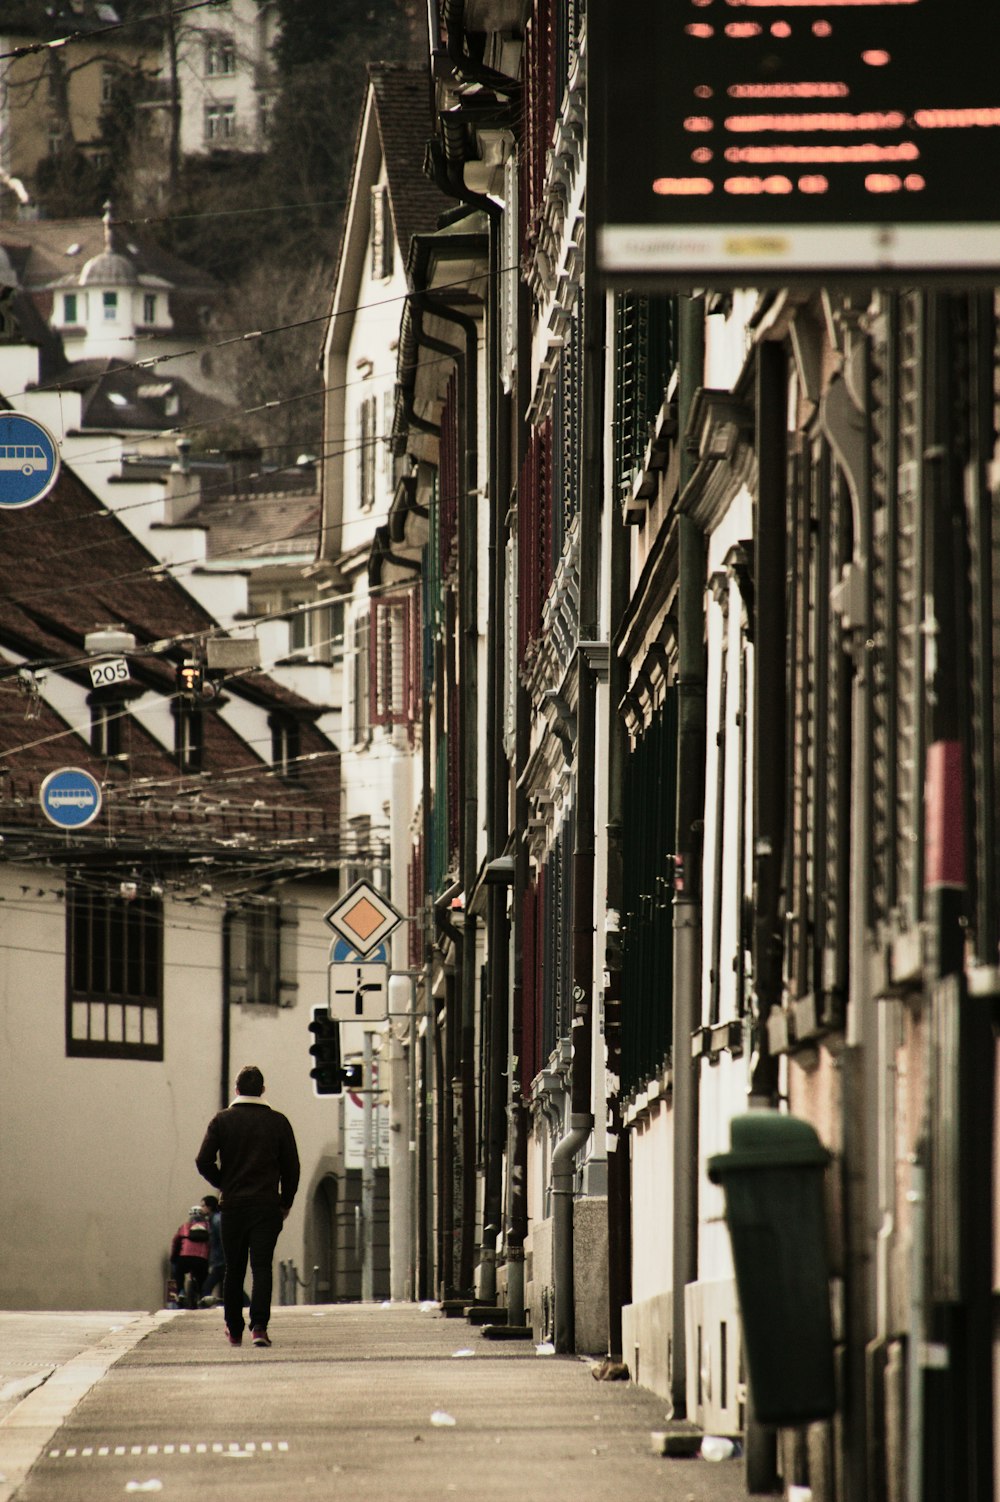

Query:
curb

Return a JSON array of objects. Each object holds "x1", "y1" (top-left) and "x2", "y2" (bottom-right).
[{"x1": 0, "y1": 1310, "x2": 180, "y2": 1502}]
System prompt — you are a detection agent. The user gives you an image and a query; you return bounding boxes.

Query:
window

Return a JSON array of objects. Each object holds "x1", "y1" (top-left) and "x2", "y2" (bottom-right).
[
  {"x1": 204, "y1": 102, "x2": 236, "y2": 141},
  {"x1": 286, "y1": 598, "x2": 337, "y2": 662},
  {"x1": 91, "y1": 700, "x2": 123, "y2": 759},
  {"x1": 270, "y1": 714, "x2": 301, "y2": 777},
  {"x1": 101, "y1": 65, "x2": 116, "y2": 104},
  {"x1": 103, "y1": 291, "x2": 117, "y2": 320},
  {"x1": 143, "y1": 294, "x2": 157, "y2": 324},
  {"x1": 353, "y1": 610, "x2": 371, "y2": 745},
  {"x1": 63, "y1": 292, "x2": 78, "y2": 324},
  {"x1": 358, "y1": 395, "x2": 377, "y2": 510},
  {"x1": 370, "y1": 184, "x2": 393, "y2": 280},
  {"x1": 382, "y1": 391, "x2": 394, "y2": 481},
  {"x1": 66, "y1": 882, "x2": 163, "y2": 1060},
  {"x1": 205, "y1": 34, "x2": 236, "y2": 75},
  {"x1": 329, "y1": 600, "x2": 346, "y2": 663},
  {"x1": 174, "y1": 702, "x2": 203, "y2": 772},
  {"x1": 370, "y1": 588, "x2": 420, "y2": 740},
  {"x1": 225, "y1": 901, "x2": 297, "y2": 1007}
]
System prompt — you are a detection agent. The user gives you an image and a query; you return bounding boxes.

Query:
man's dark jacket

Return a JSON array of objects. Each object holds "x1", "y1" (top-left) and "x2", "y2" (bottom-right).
[{"x1": 196, "y1": 1100, "x2": 300, "y2": 1213}]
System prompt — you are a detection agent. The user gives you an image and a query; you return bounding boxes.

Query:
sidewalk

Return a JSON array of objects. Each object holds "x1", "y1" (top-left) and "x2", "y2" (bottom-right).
[{"x1": 0, "y1": 1304, "x2": 757, "y2": 1501}]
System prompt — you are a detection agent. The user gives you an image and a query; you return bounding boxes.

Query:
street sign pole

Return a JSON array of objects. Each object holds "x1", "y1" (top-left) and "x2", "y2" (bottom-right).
[{"x1": 362, "y1": 1029, "x2": 375, "y2": 1303}]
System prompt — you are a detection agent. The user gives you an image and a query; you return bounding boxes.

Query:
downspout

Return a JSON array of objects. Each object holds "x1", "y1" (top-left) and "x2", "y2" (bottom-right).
[
  {"x1": 427, "y1": 293, "x2": 480, "y2": 1296},
  {"x1": 553, "y1": 271, "x2": 604, "y2": 1355},
  {"x1": 481, "y1": 204, "x2": 511, "y2": 1307},
  {"x1": 670, "y1": 296, "x2": 706, "y2": 1415},
  {"x1": 506, "y1": 269, "x2": 534, "y2": 1329},
  {"x1": 435, "y1": 899, "x2": 463, "y2": 1293},
  {"x1": 605, "y1": 352, "x2": 632, "y2": 1360}
]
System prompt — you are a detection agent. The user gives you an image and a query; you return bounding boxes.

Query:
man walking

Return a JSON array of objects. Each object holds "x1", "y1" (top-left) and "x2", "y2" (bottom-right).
[{"x1": 196, "y1": 1065, "x2": 300, "y2": 1348}]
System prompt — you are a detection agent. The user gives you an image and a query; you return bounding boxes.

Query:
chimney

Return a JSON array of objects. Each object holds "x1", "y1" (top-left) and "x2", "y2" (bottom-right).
[{"x1": 164, "y1": 435, "x2": 201, "y2": 522}]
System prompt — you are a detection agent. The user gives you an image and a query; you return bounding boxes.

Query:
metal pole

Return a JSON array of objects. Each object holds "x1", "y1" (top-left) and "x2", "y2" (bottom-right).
[{"x1": 362, "y1": 1029, "x2": 374, "y2": 1303}]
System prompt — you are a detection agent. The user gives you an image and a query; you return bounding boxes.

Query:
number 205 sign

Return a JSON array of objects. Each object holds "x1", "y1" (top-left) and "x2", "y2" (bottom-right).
[{"x1": 88, "y1": 658, "x2": 130, "y2": 688}]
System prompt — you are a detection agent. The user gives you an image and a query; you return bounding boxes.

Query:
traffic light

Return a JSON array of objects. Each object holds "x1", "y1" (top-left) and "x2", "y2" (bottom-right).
[
  {"x1": 308, "y1": 1007, "x2": 343, "y2": 1095},
  {"x1": 340, "y1": 1060, "x2": 363, "y2": 1090},
  {"x1": 177, "y1": 659, "x2": 204, "y2": 698}
]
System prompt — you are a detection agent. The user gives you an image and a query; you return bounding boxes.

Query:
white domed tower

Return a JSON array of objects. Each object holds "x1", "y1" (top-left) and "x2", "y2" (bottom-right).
[{"x1": 56, "y1": 203, "x2": 171, "y2": 363}]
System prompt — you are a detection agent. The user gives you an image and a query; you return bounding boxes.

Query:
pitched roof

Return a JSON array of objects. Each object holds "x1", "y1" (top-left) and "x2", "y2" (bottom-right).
[
  {"x1": 368, "y1": 63, "x2": 453, "y2": 264},
  {"x1": 0, "y1": 460, "x2": 339, "y2": 868},
  {"x1": 0, "y1": 217, "x2": 216, "y2": 295}
]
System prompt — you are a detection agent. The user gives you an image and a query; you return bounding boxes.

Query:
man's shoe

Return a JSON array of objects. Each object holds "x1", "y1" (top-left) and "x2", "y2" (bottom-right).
[
  {"x1": 225, "y1": 1328, "x2": 242, "y2": 1347},
  {"x1": 251, "y1": 1327, "x2": 272, "y2": 1347}
]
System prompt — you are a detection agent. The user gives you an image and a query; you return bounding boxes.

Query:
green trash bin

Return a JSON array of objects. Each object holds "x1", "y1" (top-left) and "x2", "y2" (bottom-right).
[{"x1": 708, "y1": 1111, "x2": 836, "y2": 1426}]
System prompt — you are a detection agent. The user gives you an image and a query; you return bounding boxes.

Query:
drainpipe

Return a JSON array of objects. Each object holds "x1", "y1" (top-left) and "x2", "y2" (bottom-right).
[
  {"x1": 605, "y1": 384, "x2": 632, "y2": 1359},
  {"x1": 481, "y1": 203, "x2": 511, "y2": 1307},
  {"x1": 553, "y1": 275, "x2": 604, "y2": 1355},
  {"x1": 670, "y1": 296, "x2": 706, "y2": 1415},
  {"x1": 425, "y1": 295, "x2": 480, "y2": 1295},
  {"x1": 506, "y1": 268, "x2": 534, "y2": 1329}
]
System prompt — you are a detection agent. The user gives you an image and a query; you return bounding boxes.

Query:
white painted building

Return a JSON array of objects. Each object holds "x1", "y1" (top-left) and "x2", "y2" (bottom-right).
[{"x1": 174, "y1": 0, "x2": 279, "y2": 159}]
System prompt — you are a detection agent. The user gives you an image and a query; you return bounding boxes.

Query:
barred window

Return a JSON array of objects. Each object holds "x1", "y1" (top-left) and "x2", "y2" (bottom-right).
[{"x1": 66, "y1": 883, "x2": 163, "y2": 1060}]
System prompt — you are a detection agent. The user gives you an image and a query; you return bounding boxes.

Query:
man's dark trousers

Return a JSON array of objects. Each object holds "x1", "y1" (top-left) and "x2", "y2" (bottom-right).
[{"x1": 221, "y1": 1205, "x2": 283, "y2": 1336}]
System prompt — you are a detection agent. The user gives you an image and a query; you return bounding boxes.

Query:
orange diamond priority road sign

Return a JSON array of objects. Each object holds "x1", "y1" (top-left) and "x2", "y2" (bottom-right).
[{"x1": 323, "y1": 879, "x2": 403, "y2": 957}]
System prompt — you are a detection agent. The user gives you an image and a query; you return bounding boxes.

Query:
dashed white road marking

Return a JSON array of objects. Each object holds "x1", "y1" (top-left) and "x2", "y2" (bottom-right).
[{"x1": 45, "y1": 1440, "x2": 290, "y2": 1460}]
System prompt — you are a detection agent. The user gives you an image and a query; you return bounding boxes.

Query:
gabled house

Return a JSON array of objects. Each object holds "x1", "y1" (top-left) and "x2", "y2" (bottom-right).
[
  {"x1": 317, "y1": 62, "x2": 452, "y2": 1298},
  {"x1": 0, "y1": 429, "x2": 353, "y2": 1312}
]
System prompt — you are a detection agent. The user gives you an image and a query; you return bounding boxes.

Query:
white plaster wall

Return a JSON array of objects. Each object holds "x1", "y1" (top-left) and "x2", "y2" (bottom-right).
[
  {"x1": 0, "y1": 867, "x2": 341, "y2": 1311},
  {"x1": 628, "y1": 1100, "x2": 673, "y2": 1301}
]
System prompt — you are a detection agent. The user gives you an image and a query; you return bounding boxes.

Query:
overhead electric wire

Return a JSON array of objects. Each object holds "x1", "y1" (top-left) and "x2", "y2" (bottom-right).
[
  {"x1": 0, "y1": 1, "x2": 221, "y2": 61},
  {"x1": 1, "y1": 266, "x2": 501, "y2": 408}
]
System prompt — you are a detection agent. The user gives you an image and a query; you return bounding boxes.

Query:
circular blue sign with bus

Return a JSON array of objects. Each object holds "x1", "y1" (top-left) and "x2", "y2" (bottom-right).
[
  {"x1": 0, "y1": 412, "x2": 60, "y2": 509},
  {"x1": 40, "y1": 767, "x2": 102, "y2": 829}
]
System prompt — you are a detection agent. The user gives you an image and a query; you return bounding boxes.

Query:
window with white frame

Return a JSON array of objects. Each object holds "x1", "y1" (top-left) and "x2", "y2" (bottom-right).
[
  {"x1": 174, "y1": 701, "x2": 203, "y2": 772},
  {"x1": 353, "y1": 610, "x2": 371, "y2": 745},
  {"x1": 205, "y1": 33, "x2": 236, "y2": 75},
  {"x1": 204, "y1": 102, "x2": 236, "y2": 141},
  {"x1": 382, "y1": 391, "x2": 394, "y2": 482},
  {"x1": 63, "y1": 292, "x2": 78, "y2": 324},
  {"x1": 143, "y1": 293, "x2": 157, "y2": 324},
  {"x1": 91, "y1": 699, "x2": 123, "y2": 759},
  {"x1": 270, "y1": 714, "x2": 301, "y2": 777},
  {"x1": 66, "y1": 882, "x2": 163, "y2": 1060},
  {"x1": 103, "y1": 291, "x2": 117, "y2": 320},
  {"x1": 358, "y1": 395, "x2": 377, "y2": 510}
]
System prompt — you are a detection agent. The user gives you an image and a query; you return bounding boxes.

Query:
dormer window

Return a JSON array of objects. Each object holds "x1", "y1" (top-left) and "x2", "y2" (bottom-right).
[
  {"x1": 63, "y1": 292, "x2": 78, "y2": 323},
  {"x1": 174, "y1": 701, "x2": 203, "y2": 772},
  {"x1": 91, "y1": 699, "x2": 123, "y2": 758},
  {"x1": 270, "y1": 714, "x2": 301, "y2": 777},
  {"x1": 103, "y1": 291, "x2": 118, "y2": 320}
]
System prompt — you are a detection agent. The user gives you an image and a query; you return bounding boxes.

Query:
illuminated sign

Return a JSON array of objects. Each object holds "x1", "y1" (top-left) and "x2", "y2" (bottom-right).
[{"x1": 592, "y1": 0, "x2": 1000, "y2": 279}]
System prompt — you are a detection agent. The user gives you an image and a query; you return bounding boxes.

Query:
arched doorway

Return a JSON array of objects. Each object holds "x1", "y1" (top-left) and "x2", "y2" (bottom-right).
[{"x1": 309, "y1": 1169, "x2": 390, "y2": 1301}]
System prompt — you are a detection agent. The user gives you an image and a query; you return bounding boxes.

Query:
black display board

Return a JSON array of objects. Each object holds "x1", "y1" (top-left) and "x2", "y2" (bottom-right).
[{"x1": 592, "y1": 0, "x2": 1000, "y2": 282}]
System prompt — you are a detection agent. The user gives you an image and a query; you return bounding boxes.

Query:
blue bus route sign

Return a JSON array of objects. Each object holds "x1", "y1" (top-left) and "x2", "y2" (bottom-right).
[
  {"x1": 0, "y1": 412, "x2": 60, "y2": 509},
  {"x1": 39, "y1": 767, "x2": 102, "y2": 830}
]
